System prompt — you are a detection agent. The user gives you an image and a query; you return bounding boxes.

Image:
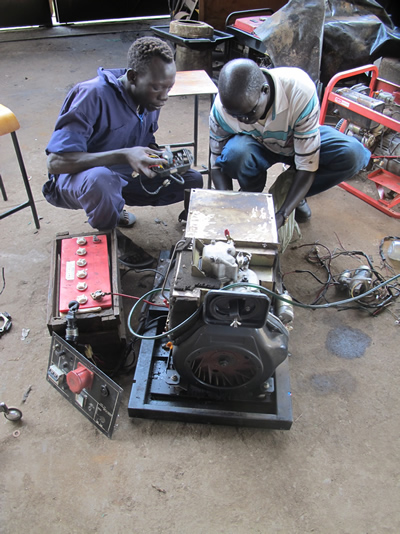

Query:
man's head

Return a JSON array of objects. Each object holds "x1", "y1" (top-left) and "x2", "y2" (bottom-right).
[
  {"x1": 218, "y1": 59, "x2": 271, "y2": 124},
  {"x1": 125, "y1": 37, "x2": 176, "y2": 112}
]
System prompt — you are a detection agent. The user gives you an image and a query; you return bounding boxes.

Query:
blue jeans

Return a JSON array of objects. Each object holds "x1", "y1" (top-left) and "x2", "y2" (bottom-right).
[
  {"x1": 43, "y1": 166, "x2": 203, "y2": 230},
  {"x1": 215, "y1": 125, "x2": 371, "y2": 195}
]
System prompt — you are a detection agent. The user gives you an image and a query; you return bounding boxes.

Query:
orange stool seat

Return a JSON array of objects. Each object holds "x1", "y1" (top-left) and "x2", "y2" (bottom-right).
[{"x1": 0, "y1": 104, "x2": 40, "y2": 229}]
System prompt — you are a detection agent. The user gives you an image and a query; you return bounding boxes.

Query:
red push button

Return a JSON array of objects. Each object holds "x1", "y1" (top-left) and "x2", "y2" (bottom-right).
[{"x1": 66, "y1": 363, "x2": 94, "y2": 394}]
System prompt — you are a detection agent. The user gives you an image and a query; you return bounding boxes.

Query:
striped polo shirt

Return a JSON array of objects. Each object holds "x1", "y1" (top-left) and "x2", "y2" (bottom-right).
[{"x1": 210, "y1": 67, "x2": 320, "y2": 172}]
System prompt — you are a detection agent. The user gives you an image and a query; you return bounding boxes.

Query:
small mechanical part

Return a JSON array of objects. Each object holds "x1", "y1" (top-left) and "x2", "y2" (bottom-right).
[
  {"x1": 22, "y1": 385, "x2": 32, "y2": 404},
  {"x1": 75, "y1": 392, "x2": 88, "y2": 408},
  {"x1": 275, "y1": 291, "x2": 294, "y2": 325},
  {"x1": 201, "y1": 240, "x2": 238, "y2": 282},
  {"x1": 76, "y1": 247, "x2": 87, "y2": 256},
  {"x1": 262, "y1": 378, "x2": 275, "y2": 392},
  {"x1": 66, "y1": 363, "x2": 94, "y2": 394},
  {"x1": 338, "y1": 266, "x2": 374, "y2": 298},
  {"x1": 76, "y1": 258, "x2": 87, "y2": 267},
  {"x1": 76, "y1": 295, "x2": 88, "y2": 305},
  {"x1": 90, "y1": 290, "x2": 105, "y2": 301},
  {"x1": 0, "y1": 403, "x2": 23, "y2": 422},
  {"x1": 76, "y1": 237, "x2": 87, "y2": 246},
  {"x1": 76, "y1": 269, "x2": 88, "y2": 279},
  {"x1": 47, "y1": 364, "x2": 66, "y2": 385},
  {"x1": 100, "y1": 385, "x2": 109, "y2": 397},
  {"x1": 65, "y1": 300, "x2": 80, "y2": 343},
  {"x1": 76, "y1": 282, "x2": 88, "y2": 291},
  {"x1": 0, "y1": 312, "x2": 12, "y2": 337},
  {"x1": 92, "y1": 235, "x2": 101, "y2": 243},
  {"x1": 149, "y1": 147, "x2": 193, "y2": 179}
]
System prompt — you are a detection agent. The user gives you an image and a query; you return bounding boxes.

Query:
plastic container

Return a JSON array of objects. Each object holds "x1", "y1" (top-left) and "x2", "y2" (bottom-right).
[{"x1": 387, "y1": 240, "x2": 400, "y2": 261}]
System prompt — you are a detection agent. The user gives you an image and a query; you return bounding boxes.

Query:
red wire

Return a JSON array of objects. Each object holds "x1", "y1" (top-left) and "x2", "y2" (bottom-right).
[
  {"x1": 371, "y1": 154, "x2": 399, "y2": 159},
  {"x1": 107, "y1": 292, "x2": 168, "y2": 307}
]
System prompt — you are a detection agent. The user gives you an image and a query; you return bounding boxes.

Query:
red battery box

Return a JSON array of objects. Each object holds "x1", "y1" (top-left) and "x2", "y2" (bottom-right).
[{"x1": 59, "y1": 234, "x2": 112, "y2": 313}]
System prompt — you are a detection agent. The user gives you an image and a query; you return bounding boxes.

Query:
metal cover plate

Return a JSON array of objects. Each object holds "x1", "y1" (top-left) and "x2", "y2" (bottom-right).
[{"x1": 185, "y1": 189, "x2": 279, "y2": 247}]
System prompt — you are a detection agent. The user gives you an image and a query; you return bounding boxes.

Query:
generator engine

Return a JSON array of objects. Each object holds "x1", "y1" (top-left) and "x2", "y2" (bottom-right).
[
  {"x1": 128, "y1": 189, "x2": 294, "y2": 428},
  {"x1": 334, "y1": 83, "x2": 400, "y2": 176},
  {"x1": 164, "y1": 189, "x2": 292, "y2": 397}
]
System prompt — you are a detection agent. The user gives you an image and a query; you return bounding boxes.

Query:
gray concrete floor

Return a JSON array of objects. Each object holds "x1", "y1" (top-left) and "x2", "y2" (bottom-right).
[{"x1": 1, "y1": 25, "x2": 400, "y2": 534}]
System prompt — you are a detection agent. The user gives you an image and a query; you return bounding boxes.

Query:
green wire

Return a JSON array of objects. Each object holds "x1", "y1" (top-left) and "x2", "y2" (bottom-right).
[
  {"x1": 223, "y1": 274, "x2": 400, "y2": 309},
  {"x1": 127, "y1": 287, "x2": 200, "y2": 340},
  {"x1": 127, "y1": 273, "x2": 400, "y2": 340}
]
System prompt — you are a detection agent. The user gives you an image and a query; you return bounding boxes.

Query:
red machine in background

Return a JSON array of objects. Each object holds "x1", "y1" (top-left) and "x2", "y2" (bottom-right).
[{"x1": 320, "y1": 64, "x2": 400, "y2": 219}]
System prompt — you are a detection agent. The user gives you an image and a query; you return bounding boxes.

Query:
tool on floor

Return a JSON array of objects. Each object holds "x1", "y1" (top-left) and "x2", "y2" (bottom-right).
[
  {"x1": 0, "y1": 311, "x2": 12, "y2": 337},
  {"x1": 0, "y1": 403, "x2": 22, "y2": 422}
]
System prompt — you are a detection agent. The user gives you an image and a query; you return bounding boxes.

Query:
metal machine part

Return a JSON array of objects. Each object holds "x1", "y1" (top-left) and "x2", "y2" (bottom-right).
[
  {"x1": 46, "y1": 333, "x2": 123, "y2": 438},
  {"x1": 0, "y1": 403, "x2": 22, "y2": 422},
  {"x1": 334, "y1": 84, "x2": 400, "y2": 176},
  {"x1": 149, "y1": 147, "x2": 193, "y2": 179},
  {"x1": 129, "y1": 190, "x2": 293, "y2": 429},
  {"x1": 338, "y1": 266, "x2": 375, "y2": 301},
  {"x1": 0, "y1": 312, "x2": 12, "y2": 337}
]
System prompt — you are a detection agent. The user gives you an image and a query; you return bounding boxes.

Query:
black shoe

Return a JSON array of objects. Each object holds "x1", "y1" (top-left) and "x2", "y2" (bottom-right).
[{"x1": 295, "y1": 199, "x2": 311, "y2": 223}]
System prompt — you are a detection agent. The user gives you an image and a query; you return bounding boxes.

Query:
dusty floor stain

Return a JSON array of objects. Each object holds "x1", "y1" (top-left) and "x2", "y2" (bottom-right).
[
  {"x1": 310, "y1": 370, "x2": 357, "y2": 395},
  {"x1": 325, "y1": 326, "x2": 372, "y2": 359}
]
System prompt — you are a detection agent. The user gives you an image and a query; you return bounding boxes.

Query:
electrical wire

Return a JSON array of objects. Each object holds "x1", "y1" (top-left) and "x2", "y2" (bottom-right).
[
  {"x1": 120, "y1": 267, "x2": 165, "y2": 281},
  {"x1": 126, "y1": 272, "x2": 400, "y2": 341},
  {"x1": 0, "y1": 267, "x2": 5, "y2": 296},
  {"x1": 102, "y1": 291, "x2": 167, "y2": 307},
  {"x1": 285, "y1": 242, "x2": 400, "y2": 311},
  {"x1": 223, "y1": 276, "x2": 400, "y2": 309},
  {"x1": 127, "y1": 287, "x2": 202, "y2": 340}
]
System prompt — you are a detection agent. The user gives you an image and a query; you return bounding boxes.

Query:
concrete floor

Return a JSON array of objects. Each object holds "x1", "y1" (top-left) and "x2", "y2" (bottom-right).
[{"x1": 1, "y1": 24, "x2": 400, "y2": 534}]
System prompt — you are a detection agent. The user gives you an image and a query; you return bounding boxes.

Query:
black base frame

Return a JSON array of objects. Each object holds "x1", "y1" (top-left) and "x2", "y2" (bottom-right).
[{"x1": 128, "y1": 312, "x2": 293, "y2": 430}]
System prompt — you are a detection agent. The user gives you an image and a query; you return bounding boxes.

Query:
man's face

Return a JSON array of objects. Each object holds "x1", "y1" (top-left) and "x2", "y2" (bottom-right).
[
  {"x1": 128, "y1": 56, "x2": 176, "y2": 112},
  {"x1": 224, "y1": 82, "x2": 270, "y2": 124}
]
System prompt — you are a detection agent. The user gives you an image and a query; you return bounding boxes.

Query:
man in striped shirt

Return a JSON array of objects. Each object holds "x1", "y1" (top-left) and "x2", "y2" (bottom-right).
[{"x1": 209, "y1": 59, "x2": 370, "y2": 228}]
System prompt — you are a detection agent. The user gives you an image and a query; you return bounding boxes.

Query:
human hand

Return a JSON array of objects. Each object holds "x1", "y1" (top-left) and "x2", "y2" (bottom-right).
[{"x1": 126, "y1": 147, "x2": 169, "y2": 178}]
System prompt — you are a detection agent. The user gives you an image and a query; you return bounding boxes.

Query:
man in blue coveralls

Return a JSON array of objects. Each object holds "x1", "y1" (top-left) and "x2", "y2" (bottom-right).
[
  {"x1": 43, "y1": 37, "x2": 203, "y2": 230},
  {"x1": 210, "y1": 58, "x2": 371, "y2": 228}
]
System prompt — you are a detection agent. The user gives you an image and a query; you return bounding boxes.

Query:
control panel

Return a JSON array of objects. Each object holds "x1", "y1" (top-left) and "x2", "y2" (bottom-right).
[{"x1": 46, "y1": 332, "x2": 123, "y2": 438}]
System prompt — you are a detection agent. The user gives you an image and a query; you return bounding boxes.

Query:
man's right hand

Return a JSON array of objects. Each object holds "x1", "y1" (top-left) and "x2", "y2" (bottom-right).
[{"x1": 124, "y1": 147, "x2": 169, "y2": 178}]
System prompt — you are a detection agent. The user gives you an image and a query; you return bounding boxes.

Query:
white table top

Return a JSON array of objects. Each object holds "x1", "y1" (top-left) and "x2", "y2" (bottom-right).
[{"x1": 169, "y1": 70, "x2": 218, "y2": 97}]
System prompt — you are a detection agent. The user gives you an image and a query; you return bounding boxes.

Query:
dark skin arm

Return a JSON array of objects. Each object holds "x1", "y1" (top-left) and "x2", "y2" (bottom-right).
[
  {"x1": 275, "y1": 169, "x2": 315, "y2": 228},
  {"x1": 47, "y1": 146, "x2": 168, "y2": 179}
]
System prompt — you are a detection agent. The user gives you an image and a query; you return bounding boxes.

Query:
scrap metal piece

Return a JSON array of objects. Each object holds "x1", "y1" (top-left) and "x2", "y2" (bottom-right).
[{"x1": 0, "y1": 312, "x2": 12, "y2": 337}]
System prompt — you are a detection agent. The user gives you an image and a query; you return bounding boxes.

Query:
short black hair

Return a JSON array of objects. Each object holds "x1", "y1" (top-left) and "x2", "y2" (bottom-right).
[
  {"x1": 219, "y1": 59, "x2": 265, "y2": 108},
  {"x1": 127, "y1": 36, "x2": 174, "y2": 73}
]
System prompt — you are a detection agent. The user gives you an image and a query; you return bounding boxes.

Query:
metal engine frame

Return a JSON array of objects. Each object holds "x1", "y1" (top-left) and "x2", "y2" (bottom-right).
[
  {"x1": 320, "y1": 64, "x2": 400, "y2": 219},
  {"x1": 128, "y1": 293, "x2": 292, "y2": 429}
]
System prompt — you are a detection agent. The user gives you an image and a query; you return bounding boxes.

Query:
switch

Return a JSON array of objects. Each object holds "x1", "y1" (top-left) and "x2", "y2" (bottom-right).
[{"x1": 66, "y1": 363, "x2": 94, "y2": 394}]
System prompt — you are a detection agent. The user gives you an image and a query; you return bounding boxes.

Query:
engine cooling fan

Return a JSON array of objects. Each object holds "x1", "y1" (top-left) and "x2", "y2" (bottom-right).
[{"x1": 172, "y1": 321, "x2": 288, "y2": 394}]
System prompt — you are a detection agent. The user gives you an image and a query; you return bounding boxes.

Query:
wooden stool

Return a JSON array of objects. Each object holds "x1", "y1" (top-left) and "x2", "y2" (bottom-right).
[{"x1": 0, "y1": 104, "x2": 40, "y2": 229}]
